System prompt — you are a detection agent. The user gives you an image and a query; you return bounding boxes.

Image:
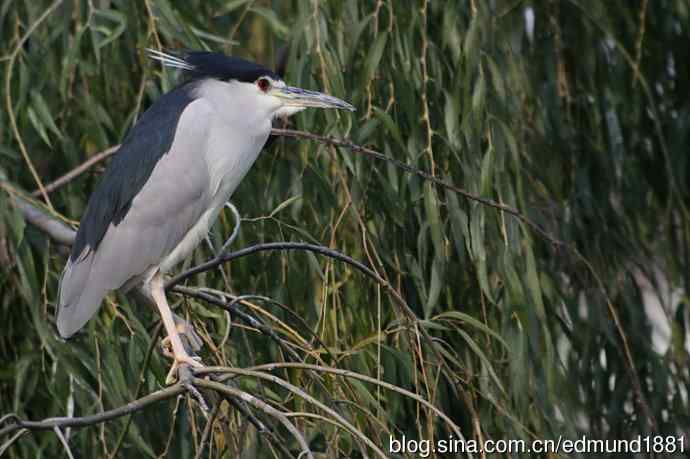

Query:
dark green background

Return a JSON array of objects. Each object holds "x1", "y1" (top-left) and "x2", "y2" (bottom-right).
[{"x1": 1, "y1": 1, "x2": 688, "y2": 457}]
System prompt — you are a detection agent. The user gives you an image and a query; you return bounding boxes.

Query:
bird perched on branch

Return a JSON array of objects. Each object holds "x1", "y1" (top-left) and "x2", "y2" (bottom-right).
[{"x1": 57, "y1": 49, "x2": 354, "y2": 381}]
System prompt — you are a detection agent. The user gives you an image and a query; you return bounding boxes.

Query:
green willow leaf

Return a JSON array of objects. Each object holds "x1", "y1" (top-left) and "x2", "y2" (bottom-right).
[
  {"x1": 362, "y1": 32, "x2": 388, "y2": 87},
  {"x1": 92, "y1": 8, "x2": 127, "y2": 49},
  {"x1": 457, "y1": 328, "x2": 506, "y2": 395}
]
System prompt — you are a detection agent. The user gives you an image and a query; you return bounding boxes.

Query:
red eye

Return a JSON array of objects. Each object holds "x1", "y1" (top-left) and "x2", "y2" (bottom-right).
[{"x1": 257, "y1": 78, "x2": 271, "y2": 92}]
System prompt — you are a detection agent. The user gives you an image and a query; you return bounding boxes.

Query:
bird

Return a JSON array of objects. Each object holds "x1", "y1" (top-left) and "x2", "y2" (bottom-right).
[{"x1": 57, "y1": 49, "x2": 354, "y2": 381}]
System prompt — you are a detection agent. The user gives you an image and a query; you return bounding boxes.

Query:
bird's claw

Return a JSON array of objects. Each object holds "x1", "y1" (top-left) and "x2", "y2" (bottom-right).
[
  {"x1": 164, "y1": 356, "x2": 209, "y2": 413},
  {"x1": 158, "y1": 314, "x2": 205, "y2": 384},
  {"x1": 172, "y1": 313, "x2": 204, "y2": 352},
  {"x1": 165, "y1": 354, "x2": 204, "y2": 385}
]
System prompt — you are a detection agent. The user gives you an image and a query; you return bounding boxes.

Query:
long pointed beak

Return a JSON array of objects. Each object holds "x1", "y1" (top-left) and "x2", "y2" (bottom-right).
[{"x1": 271, "y1": 85, "x2": 355, "y2": 111}]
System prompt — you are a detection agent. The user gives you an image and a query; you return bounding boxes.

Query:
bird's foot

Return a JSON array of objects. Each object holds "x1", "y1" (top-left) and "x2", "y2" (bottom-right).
[
  {"x1": 160, "y1": 317, "x2": 203, "y2": 361},
  {"x1": 172, "y1": 313, "x2": 204, "y2": 351},
  {"x1": 165, "y1": 353, "x2": 204, "y2": 385},
  {"x1": 165, "y1": 355, "x2": 209, "y2": 412},
  {"x1": 160, "y1": 323, "x2": 205, "y2": 385}
]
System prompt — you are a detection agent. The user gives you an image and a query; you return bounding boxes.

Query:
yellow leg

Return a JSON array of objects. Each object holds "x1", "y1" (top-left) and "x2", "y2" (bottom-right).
[{"x1": 150, "y1": 273, "x2": 203, "y2": 383}]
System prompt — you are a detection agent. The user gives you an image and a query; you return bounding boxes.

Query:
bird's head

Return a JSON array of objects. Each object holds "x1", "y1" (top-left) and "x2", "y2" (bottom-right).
[{"x1": 147, "y1": 49, "x2": 355, "y2": 119}]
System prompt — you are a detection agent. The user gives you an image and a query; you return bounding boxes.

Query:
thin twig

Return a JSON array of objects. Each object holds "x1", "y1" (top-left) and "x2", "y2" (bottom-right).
[
  {"x1": 167, "y1": 242, "x2": 380, "y2": 289},
  {"x1": 272, "y1": 128, "x2": 563, "y2": 247},
  {"x1": 53, "y1": 426, "x2": 75, "y2": 459},
  {"x1": 203, "y1": 364, "x2": 466, "y2": 444},
  {"x1": 168, "y1": 242, "x2": 416, "y2": 346},
  {"x1": 632, "y1": 0, "x2": 648, "y2": 88},
  {"x1": 419, "y1": 0, "x2": 435, "y2": 176},
  {"x1": 192, "y1": 378, "x2": 314, "y2": 459},
  {"x1": 227, "y1": 0, "x2": 255, "y2": 53},
  {"x1": 31, "y1": 145, "x2": 120, "y2": 197},
  {"x1": 221, "y1": 394, "x2": 272, "y2": 440},
  {"x1": 171, "y1": 287, "x2": 303, "y2": 362},
  {"x1": 168, "y1": 240, "x2": 455, "y2": 393},
  {"x1": 159, "y1": 394, "x2": 184, "y2": 457},
  {"x1": 197, "y1": 375, "x2": 387, "y2": 458},
  {"x1": 0, "y1": 428, "x2": 28, "y2": 456},
  {"x1": 193, "y1": 403, "x2": 221, "y2": 459},
  {"x1": 174, "y1": 288, "x2": 346, "y2": 423}
]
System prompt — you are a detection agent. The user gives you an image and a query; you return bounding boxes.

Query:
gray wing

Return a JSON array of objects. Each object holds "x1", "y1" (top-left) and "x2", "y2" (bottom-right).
[
  {"x1": 70, "y1": 81, "x2": 199, "y2": 261},
  {"x1": 57, "y1": 99, "x2": 215, "y2": 338}
]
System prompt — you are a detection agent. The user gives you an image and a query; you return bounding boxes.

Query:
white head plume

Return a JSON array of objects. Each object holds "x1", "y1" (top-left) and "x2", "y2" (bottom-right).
[{"x1": 145, "y1": 48, "x2": 194, "y2": 71}]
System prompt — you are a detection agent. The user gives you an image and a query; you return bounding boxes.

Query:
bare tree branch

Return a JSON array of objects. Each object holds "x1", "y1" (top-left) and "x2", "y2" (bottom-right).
[
  {"x1": 167, "y1": 242, "x2": 381, "y2": 289},
  {"x1": 167, "y1": 241, "x2": 415, "y2": 323},
  {"x1": 193, "y1": 402, "x2": 221, "y2": 459},
  {"x1": 165, "y1": 242, "x2": 445, "y2": 368},
  {"x1": 194, "y1": 373, "x2": 387, "y2": 458},
  {"x1": 0, "y1": 428, "x2": 28, "y2": 456},
  {"x1": 0, "y1": 385, "x2": 185, "y2": 439},
  {"x1": 53, "y1": 426, "x2": 75, "y2": 459},
  {"x1": 203, "y1": 363, "x2": 465, "y2": 441},
  {"x1": 31, "y1": 145, "x2": 120, "y2": 197},
  {"x1": 0, "y1": 374, "x2": 318, "y2": 457},
  {"x1": 172, "y1": 287, "x2": 305, "y2": 362},
  {"x1": 8, "y1": 194, "x2": 75, "y2": 245},
  {"x1": 192, "y1": 378, "x2": 314, "y2": 459}
]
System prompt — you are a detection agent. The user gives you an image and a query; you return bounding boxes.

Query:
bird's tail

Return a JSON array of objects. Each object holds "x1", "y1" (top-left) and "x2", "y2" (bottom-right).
[{"x1": 57, "y1": 254, "x2": 106, "y2": 338}]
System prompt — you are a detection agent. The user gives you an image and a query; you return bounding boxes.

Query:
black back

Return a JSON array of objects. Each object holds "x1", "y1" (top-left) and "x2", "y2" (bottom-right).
[{"x1": 70, "y1": 81, "x2": 198, "y2": 261}]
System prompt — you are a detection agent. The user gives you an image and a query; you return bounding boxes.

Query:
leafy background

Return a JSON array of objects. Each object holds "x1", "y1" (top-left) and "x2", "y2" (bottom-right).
[{"x1": 1, "y1": 0, "x2": 688, "y2": 457}]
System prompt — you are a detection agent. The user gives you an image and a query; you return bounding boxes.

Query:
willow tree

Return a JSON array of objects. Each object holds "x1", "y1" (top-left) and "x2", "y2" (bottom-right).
[{"x1": 1, "y1": 1, "x2": 687, "y2": 457}]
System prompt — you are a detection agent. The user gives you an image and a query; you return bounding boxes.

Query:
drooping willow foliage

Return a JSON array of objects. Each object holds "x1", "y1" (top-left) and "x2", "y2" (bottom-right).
[{"x1": 1, "y1": 1, "x2": 688, "y2": 457}]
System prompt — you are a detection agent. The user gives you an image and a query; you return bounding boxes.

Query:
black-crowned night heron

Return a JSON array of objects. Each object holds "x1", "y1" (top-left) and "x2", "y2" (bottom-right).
[{"x1": 57, "y1": 49, "x2": 354, "y2": 381}]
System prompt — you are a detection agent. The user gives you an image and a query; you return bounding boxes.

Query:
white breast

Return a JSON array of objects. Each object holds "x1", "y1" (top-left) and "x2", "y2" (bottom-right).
[{"x1": 159, "y1": 80, "x2": 272, "y2": 272}]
